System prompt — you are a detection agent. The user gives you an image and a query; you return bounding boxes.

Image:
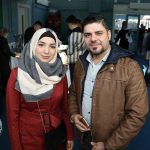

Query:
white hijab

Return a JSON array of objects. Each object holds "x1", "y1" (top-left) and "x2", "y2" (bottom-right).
[{"x1": 16, "y1": 28, "x2": 66, "y2": 102}]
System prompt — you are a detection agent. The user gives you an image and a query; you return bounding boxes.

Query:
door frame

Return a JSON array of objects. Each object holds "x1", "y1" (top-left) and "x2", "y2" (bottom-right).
[{"x1": 17, "y1": 3, "x2": 31, "y2": 35}]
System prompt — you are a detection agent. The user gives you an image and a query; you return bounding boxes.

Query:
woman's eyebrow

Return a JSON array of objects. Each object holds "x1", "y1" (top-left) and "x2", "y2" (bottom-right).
[
  {"x1": 38, "y1": 41, "x2": 56, "y2": 45},
  {"x1": 38, "y1": 41, "x2": 45, "y2": 44}
]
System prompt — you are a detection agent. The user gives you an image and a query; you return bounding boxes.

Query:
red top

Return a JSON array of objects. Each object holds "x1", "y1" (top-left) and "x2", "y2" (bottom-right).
[{"x1": 6, "y1": 68, "x2": 73, "y2": 150}]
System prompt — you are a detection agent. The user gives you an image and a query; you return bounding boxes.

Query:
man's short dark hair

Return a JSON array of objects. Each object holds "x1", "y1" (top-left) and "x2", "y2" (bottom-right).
[
  {"x1": 66, "y1": 15, "x2": 77, "y2": 24},
  {"x1": 82, "y1": 15, "x2": 110, "y2": 31},
  {"x1": 33, "y1": 21, "x2": 42, "y2": 27},
  {"x1": 0, "y1": 27, "x2": 8, "y2": 35}
]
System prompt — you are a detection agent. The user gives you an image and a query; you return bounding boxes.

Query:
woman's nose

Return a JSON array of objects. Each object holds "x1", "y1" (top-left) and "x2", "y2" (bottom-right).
[{"x1": 44, "y1": 47, "x2": 49, "y2": 53}]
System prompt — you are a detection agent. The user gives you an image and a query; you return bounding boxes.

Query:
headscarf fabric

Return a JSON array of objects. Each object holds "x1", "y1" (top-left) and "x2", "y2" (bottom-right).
[{"x1": 15, "y1": 28, "x2": 66, "y2": 102}]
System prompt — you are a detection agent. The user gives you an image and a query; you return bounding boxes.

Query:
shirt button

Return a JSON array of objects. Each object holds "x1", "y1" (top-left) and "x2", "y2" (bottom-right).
[
  {"x1": 110, "y1": 66, "x2": 114, "y2": 72},
  {"x1": 88, "y1": 112, "x2": 90, "y2": 114}
]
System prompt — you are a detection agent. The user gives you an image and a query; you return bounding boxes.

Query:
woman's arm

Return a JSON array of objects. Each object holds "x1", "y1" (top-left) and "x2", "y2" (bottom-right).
[
  {"x1": 6, "y1": 68, "x2": 22, "y2": 150},
  {"x1": 61, "y1": 76, "x2": 74, "y2": 141}
]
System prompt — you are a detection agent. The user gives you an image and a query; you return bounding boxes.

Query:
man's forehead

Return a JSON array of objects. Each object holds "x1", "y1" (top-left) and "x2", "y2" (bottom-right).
[{"x1": 83, "y1": 23, "x2": 106, "y2": 32}]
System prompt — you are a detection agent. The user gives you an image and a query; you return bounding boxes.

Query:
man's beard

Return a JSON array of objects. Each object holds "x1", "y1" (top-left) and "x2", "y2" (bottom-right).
[{"x1": 90, "y1": 48, "x2": 105, "y2": 57}]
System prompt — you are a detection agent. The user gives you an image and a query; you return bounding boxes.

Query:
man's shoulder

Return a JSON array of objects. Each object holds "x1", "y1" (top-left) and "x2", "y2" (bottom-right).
[
  {"x1": 72, "y1": 27, "x2": 82, "y2": 33},
  {"x1": 117, "y1": 54, "x2": 149, "y2": 77},
  {"x1": 118, "y1": 56, "x2": 140, "y2": 69},
  {"x1": 25, "y1": 26, "x2": 34, "y2": 33},
  {"x1": 70, "y1": 30, "x2": 83, "y2": 37}
]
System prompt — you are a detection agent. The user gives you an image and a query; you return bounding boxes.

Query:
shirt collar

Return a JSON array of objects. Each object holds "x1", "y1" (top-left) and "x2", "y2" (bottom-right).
[{"x1": 86, "y1": 47, "x2": 111, "y2": 64}]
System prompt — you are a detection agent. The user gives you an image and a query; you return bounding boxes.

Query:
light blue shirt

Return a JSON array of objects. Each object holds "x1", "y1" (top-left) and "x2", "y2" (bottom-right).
[{"x1": 82, "y1": 50, "x2": 110, "y2": 125}]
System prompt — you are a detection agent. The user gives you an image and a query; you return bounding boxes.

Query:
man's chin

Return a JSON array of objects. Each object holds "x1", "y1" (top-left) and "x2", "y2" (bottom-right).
[{"x1": 91, "y1": 49, "x2": 104, "y2": 56}]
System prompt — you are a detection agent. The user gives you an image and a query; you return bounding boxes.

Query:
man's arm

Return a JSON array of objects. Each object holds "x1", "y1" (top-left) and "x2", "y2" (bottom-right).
[
  {"x1": 105, "y1": 61, "x2": 149, "y2": 150},
  {"x1": 67, "y1": 32, "x2": 75, "y2": 55},
  {"x1": 115, "y1": 30, "x2": 121, "y2": 43},
  {"x1": 68, "y1": 61, "x2": 80, "y2": 115}
]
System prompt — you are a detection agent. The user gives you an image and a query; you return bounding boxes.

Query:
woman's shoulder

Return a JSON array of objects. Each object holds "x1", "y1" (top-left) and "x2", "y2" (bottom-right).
[
  {"x1": 57, "y1": 75, "x2": 68, "y2": 88},
  {"x1": 11, "y1": 67, "x2": 18, "y2": 73},
  {"x1": 10, "y1": 67, "x2": 18, "y2": 78},
  {"x1": 59, "y1": 75, "x2": 67, "y2": 84},
  {"x1": 7, "y1": 68, "x2": 18, "y2": 88}
]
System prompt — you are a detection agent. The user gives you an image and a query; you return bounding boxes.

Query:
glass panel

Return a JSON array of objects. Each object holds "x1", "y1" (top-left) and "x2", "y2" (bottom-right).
[
  {"x1": 127, "y1": 15, "x2": 140, "y2": 51},
  {"x1": 114, "y1": 14, "x2": 126, "y2": 31},
  {"x1": 113, "y1": 14, "x2": 126, "y2": 42},
  {"x1": 127, "y1": 16, "x2": 139, "y2": 29},
  {"x1": 140, "y1": 15, "x2": 150, "y2": 29}
]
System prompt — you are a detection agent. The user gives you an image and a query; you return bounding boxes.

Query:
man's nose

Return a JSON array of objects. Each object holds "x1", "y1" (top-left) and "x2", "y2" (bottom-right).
[{"x1": 91, "y1": 35, "x2": 96, "y2": 42}]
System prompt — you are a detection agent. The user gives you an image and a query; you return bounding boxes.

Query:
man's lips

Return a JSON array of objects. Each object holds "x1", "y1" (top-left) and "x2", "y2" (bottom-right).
[
  {"x1": 90, "y1": 45, "x2": 99, "y2": 49},
  {"x1": 90, "y1": 43, "x2": 101, "y2": 47}
]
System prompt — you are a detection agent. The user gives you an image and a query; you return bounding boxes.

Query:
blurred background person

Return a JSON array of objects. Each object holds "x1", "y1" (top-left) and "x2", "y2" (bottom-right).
[
  {"x1": 0, "y1": 27, "x2": 19, "y2": 96},
  {"x1": 66, "y1": 15, "x2": 85, "y2": 81},
  {"x1": 24, "y1": 20, "x2": 42, "y2": 45},
  {"x1": 138, "y1": 24, "x2": 146, "y2": 53},
  {"x1": 115, "y1": 21, "x2": 132, "y2": 50}
]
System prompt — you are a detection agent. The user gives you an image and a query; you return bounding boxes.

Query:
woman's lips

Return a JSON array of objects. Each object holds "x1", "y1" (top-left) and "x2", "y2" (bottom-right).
[{"x1": 42, "y1": 56, "x2": 50, "y2": 59}]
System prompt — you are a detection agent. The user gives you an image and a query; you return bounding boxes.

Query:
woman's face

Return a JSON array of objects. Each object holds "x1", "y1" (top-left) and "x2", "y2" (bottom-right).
[{"x1": 35, "y1": 36, "x2": 56, "y2": 62}]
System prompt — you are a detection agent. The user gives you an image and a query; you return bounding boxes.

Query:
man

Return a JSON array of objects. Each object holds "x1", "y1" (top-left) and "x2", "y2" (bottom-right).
[
  {"x1": 0, "y1": 27, "x2": 18, "y2": 95},
  {"x1": 69, "y1": 15, "x2": 149, "y2": 150},
  {"x1": 66, "y1": 15, "x2": 85, "y2": 81},
  {"x1": 24, "y1": 20, "x2": 42, "y2": 45}
]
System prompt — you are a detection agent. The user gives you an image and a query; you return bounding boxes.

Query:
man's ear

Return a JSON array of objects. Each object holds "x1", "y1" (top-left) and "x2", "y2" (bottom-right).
[{"x1": 108, "y1": 30, "x2": 111, "y2": 41}]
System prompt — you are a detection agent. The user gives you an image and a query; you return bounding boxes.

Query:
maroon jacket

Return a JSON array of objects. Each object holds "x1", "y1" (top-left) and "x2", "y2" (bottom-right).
[{"x1": 6, "y1": 68, "x2": 73, "y2": 150}]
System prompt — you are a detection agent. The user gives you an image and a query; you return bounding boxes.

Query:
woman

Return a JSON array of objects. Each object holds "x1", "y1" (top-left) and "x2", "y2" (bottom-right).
[
  {"x1": 115, "y1": 21, "x2": 131, "y2": 50},
  {"x1": 0, "y1": 27, "x2": 17, "y2": 95},
  {"x1": 6, "y1": 28, "x2": 73, "y2": 150}
]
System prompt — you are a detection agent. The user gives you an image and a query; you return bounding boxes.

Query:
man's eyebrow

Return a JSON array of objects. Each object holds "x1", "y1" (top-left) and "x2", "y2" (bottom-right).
[
  {"x1": 84, "y1": 30, "x2": 103, "y2": 34},
  {"x1": 93, "y1": 30, "x2": 104, "y2": 33}
]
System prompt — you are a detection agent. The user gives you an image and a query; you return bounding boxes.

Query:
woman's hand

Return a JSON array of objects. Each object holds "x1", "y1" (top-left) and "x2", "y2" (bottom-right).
[{"x1": 66, "y1": 140, "x2": 73, "y2": 150}]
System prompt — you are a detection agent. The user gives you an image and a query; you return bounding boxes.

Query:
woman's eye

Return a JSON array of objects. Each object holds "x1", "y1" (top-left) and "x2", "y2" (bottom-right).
[
  {"x1": 50, "y1": 45, "x2": 56, "y2": 49},
  {"x1": 38, "y1": 43, "x2": 44, "y2": 47}
]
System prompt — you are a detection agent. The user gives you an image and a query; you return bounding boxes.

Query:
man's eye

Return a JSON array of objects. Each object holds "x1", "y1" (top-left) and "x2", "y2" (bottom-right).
[
  {"x1": 84, "y1": 34, "x2": 90, "y2": 38},
  {"x1": 96, "y1": 32, "x2": 102, "y2": 35}
]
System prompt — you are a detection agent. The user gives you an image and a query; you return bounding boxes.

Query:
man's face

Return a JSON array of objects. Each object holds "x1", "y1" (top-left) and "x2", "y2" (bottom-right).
[
  {"x1": 34, "y1": 24, "x2": 42, "y2": 31},
  {"x1": 67, "y1": 23, "x2": 73, "y2": 30},
  {"x1": 83, "y1": 22, "x2": 111, "y2": 56}
]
